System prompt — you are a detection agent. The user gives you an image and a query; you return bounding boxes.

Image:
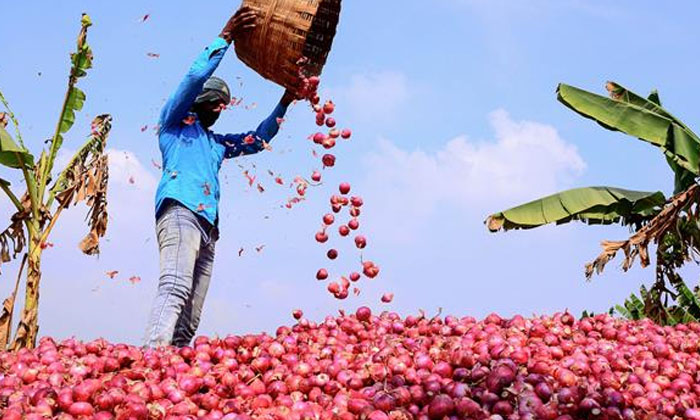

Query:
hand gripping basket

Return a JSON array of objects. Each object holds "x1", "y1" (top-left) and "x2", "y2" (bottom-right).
[{"x1": 234, "y1": 0, "x2": 342, "y2": 91}]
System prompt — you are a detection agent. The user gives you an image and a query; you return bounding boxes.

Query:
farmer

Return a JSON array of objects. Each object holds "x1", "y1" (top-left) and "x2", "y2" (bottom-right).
[{"x1": 144, "y1": 7, "x2": 297, "y2": 347}]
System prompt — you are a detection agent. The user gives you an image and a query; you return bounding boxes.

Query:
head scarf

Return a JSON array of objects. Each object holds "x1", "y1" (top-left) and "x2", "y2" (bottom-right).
[{"x1": 195, "y1": 76, "x2": 231, "y2": 105}]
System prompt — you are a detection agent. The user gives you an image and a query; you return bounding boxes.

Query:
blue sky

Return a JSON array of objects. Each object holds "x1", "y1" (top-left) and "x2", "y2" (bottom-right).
[{"x1": 1, "y1": 1, "x2": 699, "y2": 344}]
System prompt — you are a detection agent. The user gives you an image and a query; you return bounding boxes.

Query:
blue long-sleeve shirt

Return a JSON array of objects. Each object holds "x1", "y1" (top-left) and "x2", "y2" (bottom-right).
[{"x1": 155, "y1": 37, "x2": 288, "y2": 226}]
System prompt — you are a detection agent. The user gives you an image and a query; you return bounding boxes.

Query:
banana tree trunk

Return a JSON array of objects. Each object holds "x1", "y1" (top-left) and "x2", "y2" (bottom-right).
[{"x1": 12, "y1": 239, "x2": 41, "y2": 350}]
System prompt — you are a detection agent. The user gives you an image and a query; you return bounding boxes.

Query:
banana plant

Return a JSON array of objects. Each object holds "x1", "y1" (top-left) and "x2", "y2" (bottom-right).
[
  {"x1": 0, "y1": 14, "x2": 112, "y2": 349},
  {"x1": 616, "y1": 276, "x2": 700, "y2": 325},
  {"x1": 486, "y1": 81, "x2": 700, "y2": 325}
]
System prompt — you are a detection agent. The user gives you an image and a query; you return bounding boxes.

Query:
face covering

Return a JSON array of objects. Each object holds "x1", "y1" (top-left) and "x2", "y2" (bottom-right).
[
  {"x1": 193, "y1": 77, "x2": 230, "y2": 129},
  {"x1": 195, "y1": 107, "x2": 221, "y2": 128}
]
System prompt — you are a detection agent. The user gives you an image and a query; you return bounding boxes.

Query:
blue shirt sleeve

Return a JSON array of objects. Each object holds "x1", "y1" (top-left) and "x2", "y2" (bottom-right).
[
  {"x1": 159, "y1": 37, "x2": 230, "y2": 130},
  {"x1": 217, "y1": 102, "x2": 289, "y2": 158}
]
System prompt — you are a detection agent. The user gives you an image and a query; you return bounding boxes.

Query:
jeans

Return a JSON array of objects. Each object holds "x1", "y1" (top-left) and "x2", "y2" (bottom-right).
[{"x1": 144, "y1": 200, "x2": 219, "y2": 348}]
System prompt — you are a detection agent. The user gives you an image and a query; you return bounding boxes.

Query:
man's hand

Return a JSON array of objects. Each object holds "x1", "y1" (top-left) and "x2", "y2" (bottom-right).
[
  {"x1": 220, "y1": 6, "x2": 257, "y2": 44},
  {"x1": 281, "y1": 89, "x2": 302, "y2": 106}
]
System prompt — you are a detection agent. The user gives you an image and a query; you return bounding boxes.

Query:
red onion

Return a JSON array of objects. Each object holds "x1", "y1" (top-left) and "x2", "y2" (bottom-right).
[
  {"x1": 428, "y1": 394, "x2": 455, "y2": 418},
  {"x1": 356, "y1": 306, "x2": 372, "y2": 322},
  {"x1": 67, "y1": 401, "x2": 94, "y2": 417}
]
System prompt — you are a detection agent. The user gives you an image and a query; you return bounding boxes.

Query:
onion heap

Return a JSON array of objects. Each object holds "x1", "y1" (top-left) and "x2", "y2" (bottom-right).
[{"x1": 3, "y1": 311, "x2": 700, "y2": 419}]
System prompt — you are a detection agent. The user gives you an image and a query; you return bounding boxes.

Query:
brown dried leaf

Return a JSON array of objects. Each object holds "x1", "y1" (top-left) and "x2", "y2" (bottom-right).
[
  {"x1": 485, "y1": 216, "x2": 504, "y2": 232},
  {"x1": 54, "y1": 117, "x2": 111, "y2": 256},
  {"x1": 0, "y1": 294, "x2": 15, "y2": 349},
  {"x1": 586, "y1": 184, "x2": 700, "y2": 279},
  {"x1": 11, "y1": 309, "x2": 37, "y2": 351},
  {"x1": 0, "y1": 254, "x2": 26, "y2": 349},
  {"x1": 79, "y1": 230, "x2": 100, "y2": 255},
  {"x1": 0, "y1": 210, "x2": 28, "y2": 269}
]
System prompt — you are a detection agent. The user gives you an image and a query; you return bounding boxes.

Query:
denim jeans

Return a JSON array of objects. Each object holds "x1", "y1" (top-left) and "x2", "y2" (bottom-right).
[{"x1": 144, "y1": 200, "x2": 219, "y2": 348}]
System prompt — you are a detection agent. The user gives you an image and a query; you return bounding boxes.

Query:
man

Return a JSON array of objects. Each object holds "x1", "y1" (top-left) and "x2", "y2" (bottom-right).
[{"x1": 144, "y1": 7, "x2": 297, "y2": 347}]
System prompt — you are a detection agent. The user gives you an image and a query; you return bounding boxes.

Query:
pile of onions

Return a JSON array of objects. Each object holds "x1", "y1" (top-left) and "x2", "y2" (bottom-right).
[{"x1": 3, "y1": 310, "x2": 700, "y2": 419}]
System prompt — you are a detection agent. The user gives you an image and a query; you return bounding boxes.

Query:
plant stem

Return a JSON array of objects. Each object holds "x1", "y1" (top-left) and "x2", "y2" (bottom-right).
[
  {"x1": 0, "y1": 180, "x2": 22, "y2": 213},
  {"x1": 12, "y1": 241, "x2": 41, "y2": 349},
  {"x1": 40, "y1": 22, "x2": 89, "y2": 206},
  {"x1": 37, "y1": 202, "x2": 69, "y2": 249},
  {"x1": 14, "y1": 152, "x2": 40, "y2": 224},
  {"x1": 39, "y1": 80, "x2": 73, "y2": 206}
]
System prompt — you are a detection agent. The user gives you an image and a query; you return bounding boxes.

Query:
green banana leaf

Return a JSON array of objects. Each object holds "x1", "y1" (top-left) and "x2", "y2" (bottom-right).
[
  {"x1": 58, "y1": 88, "x2": 86, "y2": 135},
  {"x1": 41, "y1": 14, "x2": 93, "y2": 192},
  {"x1": 486, "y1": 186, "x2": 665, "y2": 232},
  {"x1": 617, "y1": 287, "x2": 647, "y2": 321},
  {"x1": 606, "y1": 83, "x2": 684, "y2": 125},
  {"x1": 615, "y1": 302, "x2": 635, "y2": 320},
  {"x1": 668, "y1": 159, "x2": 698, "y2": 194},
  {"x1": 605, "y1": 83, "x2": 698, "y2": 193},
  {"x1": 627, "y1": 291, "x2": 645, "y2": 317},
  {"x1": 0, "y1": 125, "x2": 34, "y2": 169},
  {"x1": 557, "y1": 83, "x2": 700, "y2": 177},
  {"x1": 647, "y1": 90, "x2": 661, "y2": 106},
  {"x1": 669, "y1": 279, "x2": 700, "y2": 323},
  {"x1": 616, "y1": 280, "x2": 700, "y2": 325}
]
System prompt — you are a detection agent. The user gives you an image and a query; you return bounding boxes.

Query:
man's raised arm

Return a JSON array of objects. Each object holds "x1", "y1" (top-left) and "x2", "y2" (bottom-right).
[
  {"x1": 219, "y1": 90, "x2": 297, "y2": 158},
  {"x1": 159, "y1": 8, "x2": 257, "y2": 130}
]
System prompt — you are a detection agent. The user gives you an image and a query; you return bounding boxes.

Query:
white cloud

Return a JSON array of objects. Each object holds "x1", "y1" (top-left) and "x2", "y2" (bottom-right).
[
  {"x1": 361, "y1": 110, "x2": 585, "y2": 243},
  {"x1": 51, "y1": 148, "x2": 158, "y2": 236},
  {"x1": 107, "y1": 149, "x2": 158, "y2": 193},
  {"x1": 55, "y1": 148, "x2": 157, "y2": 192},
  {"x1": 327, "y1": 71, "x2": 409, "y2": 124},
  {"x1": 56, "y1": 148, "x2": 159, "y2": 248},
  {"x1": 49, "y1": 148, "x2": 158, "y2": 245}
]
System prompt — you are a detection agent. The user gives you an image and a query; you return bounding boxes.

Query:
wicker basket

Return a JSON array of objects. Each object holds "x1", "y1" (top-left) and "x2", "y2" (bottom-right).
[{"x1": 234, "y1": 0, "x2": 342, "y2": 91}]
